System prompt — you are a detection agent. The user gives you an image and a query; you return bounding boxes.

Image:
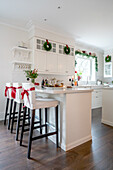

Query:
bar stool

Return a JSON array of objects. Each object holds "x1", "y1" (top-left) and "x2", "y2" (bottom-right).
[
  {"x1": 4, "y1": 83, "x2": 15, "y2": 129},
  {"x1": 20, "y1": 83, "x2": 59, "y2": 159},
  {"x1": 10, "y1": 83, "x2": 30, "y2": 141}
]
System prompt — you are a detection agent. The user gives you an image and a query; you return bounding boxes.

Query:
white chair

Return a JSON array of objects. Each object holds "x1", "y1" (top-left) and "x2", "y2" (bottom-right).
[
  {"x1": 10, "y1": 83, "x2": 24, "y2": 137},
  {"x1": 20, "y1": 83, "x2": 59, "y2": 159},
  {"x1": 4, "y1": 83, "x2": 13, "y2": 129}
]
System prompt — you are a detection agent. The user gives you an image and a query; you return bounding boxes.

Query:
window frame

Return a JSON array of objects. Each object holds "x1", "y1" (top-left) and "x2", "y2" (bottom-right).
[{"x1": 75, "y1": 55, "x2": 96, "y2": 82}]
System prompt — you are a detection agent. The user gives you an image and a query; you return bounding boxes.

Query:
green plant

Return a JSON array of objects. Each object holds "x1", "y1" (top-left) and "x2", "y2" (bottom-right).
[{"x1": 25, "y1": 69, "x2": 38, "y2": 79}]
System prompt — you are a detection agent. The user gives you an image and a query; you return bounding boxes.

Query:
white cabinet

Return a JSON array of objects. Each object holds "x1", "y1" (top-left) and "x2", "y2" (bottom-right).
[
  {"x1": 46, "y1": 53, "x2": 58, "y2": 73},
  {"x1": 58, "y1": 55, "x2": 67, "y2": 74},
  {"x1": 58, "y1": 54, "x2": 75, "y2": 75},
  {"x1": 34, "y1": 50, "x2": 58, "y2": 73},
  {"x1": 92, "y1": 89, "x2": 102, "y2": 109},
  {"x1": 30, "y1": 37, "x2": 75, "y2": 75},
  {"x1": 34, "y1": 51, "x2": 46, "y2": 72},
  {"x1": 66, "y1": 56, "x2": 75, "y2": 75}
]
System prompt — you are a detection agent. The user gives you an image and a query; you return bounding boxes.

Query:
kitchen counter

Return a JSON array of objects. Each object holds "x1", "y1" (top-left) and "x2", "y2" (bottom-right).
[
  {"x1": 36, "y1": 87, "x2": 93, "y2": 94},
  {"x1": 35, "y1": 86, "x2": 92, "y2": 151}
]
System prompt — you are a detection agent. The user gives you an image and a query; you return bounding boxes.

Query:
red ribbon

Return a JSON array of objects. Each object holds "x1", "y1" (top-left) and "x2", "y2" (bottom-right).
[
  {"x1": 66, "y1": 44, "x2": 68, "y2": 49},
  {"x1": 46, "y1": 39, "x2": 49, "y2": 45},
  {"x1": 21, "y1": 87, "x2": 35, "y2": 107},
  {"x1": 11, "y1": 86, "x2": 22, "y2": 99},
  {"x1": 5, "y1": 86, "x2": 13, "y2": 97}
]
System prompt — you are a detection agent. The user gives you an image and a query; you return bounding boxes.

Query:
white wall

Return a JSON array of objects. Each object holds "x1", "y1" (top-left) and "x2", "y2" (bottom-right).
[{"x1": 0, "y1": 24, "x2": 28, "y2": 120}]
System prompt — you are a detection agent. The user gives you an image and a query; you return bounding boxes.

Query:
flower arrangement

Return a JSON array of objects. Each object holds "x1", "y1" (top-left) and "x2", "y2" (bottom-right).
[
  {"x1": 75, "y1": 71, "x2": 82, "y2": 81},
  {"x1": 25, "y1": 69, "x2": 38, "y2": 84}
]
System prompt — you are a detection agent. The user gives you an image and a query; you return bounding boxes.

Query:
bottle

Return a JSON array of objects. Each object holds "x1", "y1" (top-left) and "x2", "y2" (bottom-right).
[
  {"x1": 41, "y1": 79, "x2": 45, "y2": 88},
  {"x1": 71, "y1": 78, "x2": 74, "y2": 86}
]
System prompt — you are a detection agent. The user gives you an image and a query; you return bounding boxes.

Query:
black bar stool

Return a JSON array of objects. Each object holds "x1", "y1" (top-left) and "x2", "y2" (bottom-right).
[{"x1": 20, "y1": 83, "x2": 59, "y2": 159}]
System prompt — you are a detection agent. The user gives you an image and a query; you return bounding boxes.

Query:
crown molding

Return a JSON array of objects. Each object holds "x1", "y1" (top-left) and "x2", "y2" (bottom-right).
[
  {"x1": 75, "y1": 41, "x2": 104, "y2": 54},
  {"x1": 0, "y1": 21, "x2": 27, "y2": 32},
  {"x1": 104, "y1": 48, "x2": 113, "y2": 55}
]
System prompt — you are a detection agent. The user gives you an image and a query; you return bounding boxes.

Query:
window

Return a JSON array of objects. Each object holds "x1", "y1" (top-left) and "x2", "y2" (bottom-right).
[
  {"x1": 75, "y1": 56, "x2": 96, "y2": 81},
  {"x1": 104, "y1": 63, "x2": 112, "y2": 77}
]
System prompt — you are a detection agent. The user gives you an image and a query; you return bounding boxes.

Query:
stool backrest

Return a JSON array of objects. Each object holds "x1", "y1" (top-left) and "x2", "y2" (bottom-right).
[
  {"x1": 13, "y1": 83, "x2": 23, "y2": 103},
  {"x1": 5, "y1": 83, "x2": 13, "y2": 99},
  {"x1": 22, "y1": 83, "x2": 35, "y2": 109}
]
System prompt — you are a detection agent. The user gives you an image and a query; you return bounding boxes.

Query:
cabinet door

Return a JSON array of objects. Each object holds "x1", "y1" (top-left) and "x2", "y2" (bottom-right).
[
  {"x1": 46, "y1": 53, "x2": 58, "y2": 73},
  {"x1": 66, "y1": 56, "x2": 75, "y2": 75},
  {"x1": 58, "y1": 54, "x2": 67, "y2": 74},
  {"x1": 34, "y1": 51, "x2": 46, "y2": 72}
]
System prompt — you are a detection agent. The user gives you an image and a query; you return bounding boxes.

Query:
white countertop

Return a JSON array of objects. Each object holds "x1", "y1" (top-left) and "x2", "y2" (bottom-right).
[{"x1": 36, "y1": 87, "x2": 93, "y2": 94}]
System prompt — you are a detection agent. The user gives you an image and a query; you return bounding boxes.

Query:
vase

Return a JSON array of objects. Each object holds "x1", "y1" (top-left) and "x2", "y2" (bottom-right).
[{"x1": 31, "y1": 78, "x2": 35, "y2": 84}]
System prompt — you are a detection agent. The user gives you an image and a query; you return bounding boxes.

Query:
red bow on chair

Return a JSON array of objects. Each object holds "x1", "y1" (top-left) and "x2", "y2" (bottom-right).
[
  {"x1": 21, "y1": 87, "x2": 35, "y2": 106},
  {"x1": 5, "y1": 86, "x2": 13, "y2": 97},
  {"x1": 11, "y1": 86, "x2": 22, "y2": 99}
]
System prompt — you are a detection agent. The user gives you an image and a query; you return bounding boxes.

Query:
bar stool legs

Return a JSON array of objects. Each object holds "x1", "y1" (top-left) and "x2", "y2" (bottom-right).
[
  {"x1": 16, "y1": 103, "x2": 22, "y2": 140},
  {"x1": 39, "y1": 109, "x2": 42, "y2": 134},
  {"x1": 45, "y1": 108, "x2": 48, "y2": 139},
  {"x1": 11, "y1": 101, "x2": 17, "y2": 133},
  {"x1": 4, "y1": 98, "x2": 9, "y2": 125},
  {"x1": 20, "y1": 107, "x2": 27, "y2": 146},
  {"x1": 8, "y1": 99, "x2": 13, "y2": 130},
  {"x1": 55, "y1": 106, "x2": 58, "y2": 148},
  {"x1": 27, "y1": 109, "x2": 35, "y2": 159}
]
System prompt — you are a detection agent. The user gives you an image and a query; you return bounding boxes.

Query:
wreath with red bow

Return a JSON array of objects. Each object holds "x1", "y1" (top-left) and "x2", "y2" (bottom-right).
[
  {"x1": 105, "y1": 55, "x2": 111, "y2": 62},
  {"x1": 64, "y1": 45, "x2": 70, "y2": 55},
  {"x1": 43, "y1": 39, "x2": 52, "y2": 51}
]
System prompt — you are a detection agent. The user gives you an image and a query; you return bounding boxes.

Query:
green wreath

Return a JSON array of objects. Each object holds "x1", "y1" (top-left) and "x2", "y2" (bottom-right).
[
  {"x1": 43, "y1": 39, "x2": 52, "y2": 51},
  {"x1": 105, "y1": 55, "x2": 111, "y2": 62},
  {"x1": 64, "y1": 45, "x2": 70, "y2": 55}
]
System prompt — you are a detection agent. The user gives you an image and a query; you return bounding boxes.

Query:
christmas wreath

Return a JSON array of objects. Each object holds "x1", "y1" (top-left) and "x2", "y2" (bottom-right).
[
  {"x1": 105, "y1": 55, "x2": 111, "y2": 62},
  {"x1": 43, "y1": 39, "x2": 52, "y2": 51},
  {"x1": 64, "y1": 45, "x2": 70, "y2": 55}
]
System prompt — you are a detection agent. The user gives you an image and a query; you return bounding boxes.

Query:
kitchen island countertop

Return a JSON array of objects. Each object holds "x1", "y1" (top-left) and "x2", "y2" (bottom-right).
[{"x1": 35, "y1": 87, "x2": 93, "y2": 94}]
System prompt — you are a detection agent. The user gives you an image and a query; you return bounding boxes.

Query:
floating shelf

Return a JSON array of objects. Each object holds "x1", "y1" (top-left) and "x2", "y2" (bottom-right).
[
  {"x1": 12, "y1": 46, "x2": 32, "y2": 52},
  {"x1": 11, "y1": 60, "x2": 32, "y2": 64}
]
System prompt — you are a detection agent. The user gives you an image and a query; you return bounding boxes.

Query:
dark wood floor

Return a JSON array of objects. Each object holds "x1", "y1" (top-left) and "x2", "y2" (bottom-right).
[{"x1": 1, "y1": 108, "x2": 113, "y2": 170}]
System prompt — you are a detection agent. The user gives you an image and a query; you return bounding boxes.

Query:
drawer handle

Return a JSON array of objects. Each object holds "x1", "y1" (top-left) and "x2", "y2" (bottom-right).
[{"x1": 96, "y1": 96, "x2": 98, "y2": 98}]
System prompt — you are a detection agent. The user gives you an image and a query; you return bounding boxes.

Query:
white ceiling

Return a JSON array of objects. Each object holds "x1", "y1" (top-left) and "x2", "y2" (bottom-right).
[{"x1": 0, "y1": 0, "x2": 113, "y2": 50}]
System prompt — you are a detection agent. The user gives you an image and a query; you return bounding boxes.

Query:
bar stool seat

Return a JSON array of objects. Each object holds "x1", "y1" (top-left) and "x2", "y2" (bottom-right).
[{"x1": 20, "y1": 83, "x2": 59, "y2": 159}]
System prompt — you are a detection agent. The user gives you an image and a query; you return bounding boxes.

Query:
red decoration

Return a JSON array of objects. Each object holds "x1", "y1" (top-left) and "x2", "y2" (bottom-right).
[
  {"x1": 34, "y1": 83, "x2": 39, "y2": 86},
  {"x1": 89, "y1": 52, "x2": 92, "y2": 55},
  {"x1": 82, "y1": 51, "x2": 86, "y2": 53},
  {"x1": 66, "y1": 44, "x2": 68, "y2": 49},
  {"x1": 5, "y1": 86, "x2": 13, "y2": 97},
  {"x1": 21, "y1": 87, "x2": 35, "y2": 107},
  {"x1": 75, "y1": 71, "x2": 77, "y2": 73},
  {"x1": 11, "y1": 86, "x2": 22, "y2": 99},
  {"x1": 46, "y1": 39, "x2": 49, "y2": 45}
]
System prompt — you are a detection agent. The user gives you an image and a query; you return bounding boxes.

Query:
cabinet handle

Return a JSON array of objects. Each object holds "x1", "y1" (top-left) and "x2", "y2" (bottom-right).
[
  {"x1": 96, "y1": 96, "x2": 98, "y2": 98},
  {"x1": 66, "y1": 71, "x2": 68, "y2": 73},
  {"x1": 46, "y1": 70, "x2": 49, "y2": 71}
]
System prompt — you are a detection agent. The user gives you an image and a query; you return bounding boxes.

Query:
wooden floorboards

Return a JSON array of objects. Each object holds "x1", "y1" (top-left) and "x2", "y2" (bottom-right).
[{"x1": 0, "y1": 108, "x2": 113, "y2": 170}]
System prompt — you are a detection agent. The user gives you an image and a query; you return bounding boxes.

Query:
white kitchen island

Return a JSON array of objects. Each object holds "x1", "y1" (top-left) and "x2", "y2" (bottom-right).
[
  {"x1": 36, "y1": 87, "x2": 93, "y2": 151},
  {"x1": 102, "y1": 87, "x2": 113, "y2": 127}
]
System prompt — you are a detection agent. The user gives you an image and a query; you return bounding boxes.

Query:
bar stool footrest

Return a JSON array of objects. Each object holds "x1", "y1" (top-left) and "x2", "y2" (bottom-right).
[{"x1": 32, "y1": 131, "x2": 57, "y2": 141}]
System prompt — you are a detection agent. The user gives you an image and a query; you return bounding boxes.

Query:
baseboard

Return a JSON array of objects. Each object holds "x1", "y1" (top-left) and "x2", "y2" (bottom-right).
[
  {"x1": 0, "y1": 112, "x2": 4, "y2": 121},
  {"x1": 49, "y1": 134, "x2": 92, "y2": 151},
  {"x1": 101, "y1": 119, "x2": 113, "y2": 127},
  {"x1": 65, "y1": 135, "x2": 92, "y2": 151}
]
